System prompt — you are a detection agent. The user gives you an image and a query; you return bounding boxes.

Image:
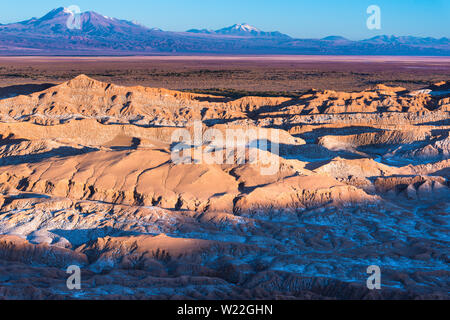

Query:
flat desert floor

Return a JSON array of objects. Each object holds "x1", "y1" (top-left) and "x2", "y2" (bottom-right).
[{"x1": 1, "y1": 55, "x2": 450, "y2": 94}]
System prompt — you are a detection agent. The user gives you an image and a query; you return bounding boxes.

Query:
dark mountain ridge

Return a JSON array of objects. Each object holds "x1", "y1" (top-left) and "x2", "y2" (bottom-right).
[{"x1": 0, "y1": 7, "x2": 448, "y2": 55}]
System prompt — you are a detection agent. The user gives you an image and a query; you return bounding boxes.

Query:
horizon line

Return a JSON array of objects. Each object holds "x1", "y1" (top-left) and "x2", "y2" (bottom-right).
[{"x1": 1, "y1": 6, "x2": 448, "y2": 41}]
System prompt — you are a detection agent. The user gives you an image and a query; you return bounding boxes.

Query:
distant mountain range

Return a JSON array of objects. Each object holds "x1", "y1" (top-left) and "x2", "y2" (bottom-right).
[
  {"x1": 0, "y1": 7, "x2": 449, "y2": 55},
  {"x1": 187, "y1": 23, "x2": 292, "y2": 39}
]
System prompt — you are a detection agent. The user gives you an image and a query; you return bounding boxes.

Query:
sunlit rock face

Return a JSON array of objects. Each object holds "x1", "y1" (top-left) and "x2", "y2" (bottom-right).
[{"x1": 0, "y1": 76, "x2": 448, "y2": 299}]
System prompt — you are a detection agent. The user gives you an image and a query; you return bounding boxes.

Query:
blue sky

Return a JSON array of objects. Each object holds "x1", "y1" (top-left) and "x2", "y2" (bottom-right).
[{"x1": 0, "y1": 0, "x2": 448, "y2": 39}]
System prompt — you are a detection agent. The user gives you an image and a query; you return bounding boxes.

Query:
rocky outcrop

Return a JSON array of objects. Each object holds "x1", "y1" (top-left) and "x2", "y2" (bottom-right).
[
  {"x1": 0, "y1": 235, "x2": 87, "y2": 267},
  {"x1": 0, "y1": 76, "x2": 448, "y2": 300}
]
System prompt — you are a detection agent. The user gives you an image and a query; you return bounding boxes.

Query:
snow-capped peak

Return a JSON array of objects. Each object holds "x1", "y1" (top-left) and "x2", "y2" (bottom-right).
[
  {"x1": 232, "y1": 23, "x2": 260, "y2": 32},
  {"x1": 215, "y1": 23, "x2": 264, "y2": 36},
  {"x1": 235, "y1": 23, "x2": 260, "y2": 32},
  {"x1": 212, "y1": 23, "x2": 290, "y2": 38},
  {"x1": 63, "y1": 5, "x2": 81, "y2": 15}
]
